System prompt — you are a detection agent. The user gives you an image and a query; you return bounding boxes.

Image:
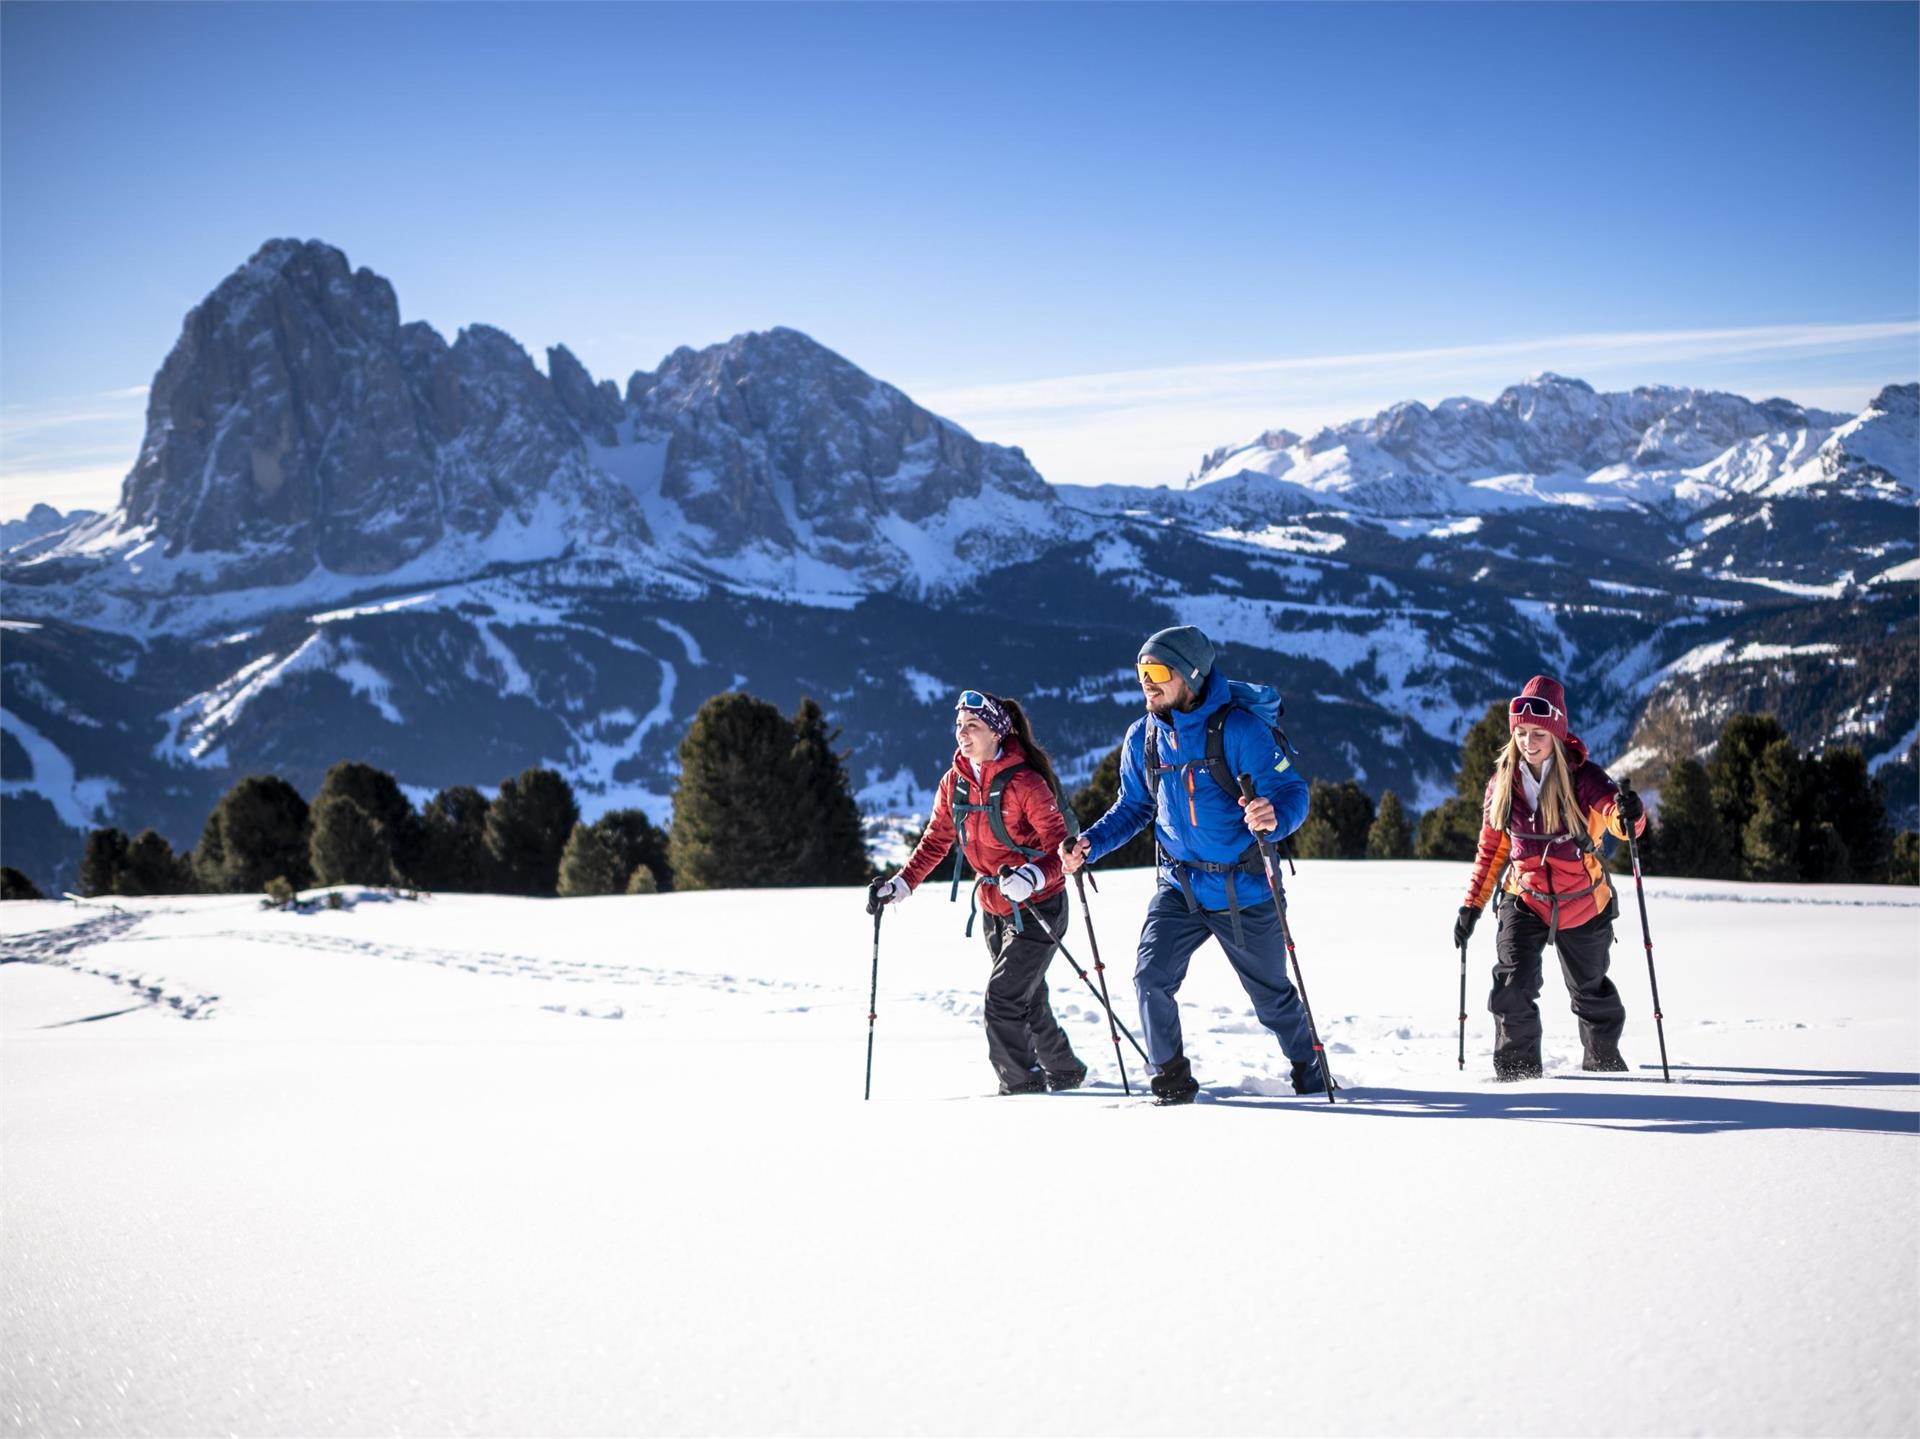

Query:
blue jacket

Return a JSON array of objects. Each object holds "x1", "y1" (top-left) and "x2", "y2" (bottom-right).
[{"x1": 1082, "y1": 669, "x2": 1309, "y2": 912}]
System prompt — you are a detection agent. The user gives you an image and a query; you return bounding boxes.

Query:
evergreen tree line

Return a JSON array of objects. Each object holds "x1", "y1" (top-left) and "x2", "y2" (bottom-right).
[
  {"x1": 60, "y1": 691, "x2": 870, "y2": 900},
  {"x1": 1070, "y1": 704, "x2": 1916, "y2": 884}
]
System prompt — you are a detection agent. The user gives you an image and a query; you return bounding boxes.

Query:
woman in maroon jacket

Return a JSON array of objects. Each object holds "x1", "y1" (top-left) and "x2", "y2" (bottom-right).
[
  {"x1": 1453, "y1": 675, "x2": 1647, "y2": 1080},
  {"x1": 870, "y1": 690, "x2": 1086, "y2": 1095}
]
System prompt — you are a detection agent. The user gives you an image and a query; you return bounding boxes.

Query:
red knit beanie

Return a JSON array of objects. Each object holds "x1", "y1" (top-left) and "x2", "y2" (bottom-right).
[{"x1": 1509, "y1": 675, "x2": 1570, "y2": 742}]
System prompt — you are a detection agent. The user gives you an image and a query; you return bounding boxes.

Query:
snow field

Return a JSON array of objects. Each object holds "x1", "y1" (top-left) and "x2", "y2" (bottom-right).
[{"x1": 3, "y1": 863, "x2": 1916, "y2": 1436}]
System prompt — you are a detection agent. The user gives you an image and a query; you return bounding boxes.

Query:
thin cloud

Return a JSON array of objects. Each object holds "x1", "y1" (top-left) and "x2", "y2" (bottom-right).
[{"x1": 917, "y1": 322, "x2": 1920, "y2": 417}]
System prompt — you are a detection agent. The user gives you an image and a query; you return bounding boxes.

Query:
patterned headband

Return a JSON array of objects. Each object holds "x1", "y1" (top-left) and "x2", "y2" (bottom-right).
[{"x1": 955, "y1": 689, "x2": 1013, "y2": 738}]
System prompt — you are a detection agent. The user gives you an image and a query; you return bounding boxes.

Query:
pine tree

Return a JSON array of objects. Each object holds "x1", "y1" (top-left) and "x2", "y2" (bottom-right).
[
  {"x1": 669, "y1": 692, "x2": 871, "y2": 891},
  {"x1": 194, "y1": 809, "x2": 228, "y2": 892},
  {"x1": 1647, "y1": 758, "x2": 1730, "y2": 878},
  {"x1": 418, "y1": 785, "x2": 494, "y2": 892},
  {"x1": 1891, "y1": 832, "x2": 1919, "y2": 886},
  {"x1": 1811, "y1": 747, "x2": 1893, "y2": 883},
  {"x1": 121, "y1": 829, "x2": 193, "y2": 895},
  {"x1": 1292, "y1": 809, "x2": 1340, "y2": 859},
  {"x1": 1456, "y1": 701, "x2": 1511, "y2": 802},
  {"x1": 310, "y1": 795, "x2": 392, "y2": 888},
  {"x1": 1413, "y1": 702, "x2": 1509, "y2": 861},
  {"x1": 1293, "y1": 780, "x2": 1374, "y2": 859},
  {"x1": 1415, "y1": 798, "x2": 1482, "y2": 861},
  {"x1": 625, "y1": 863, "x2": 660, "y2": 895},
  {"x1": 197, "y1": 776, "x2": 312, "y2": 894},
  {"x1": 1741, "y1": 739, "x2": 1803, "y2": 882},
  {"x1": 312, "y1": 760, "x2": 419, "y2": 883},
  {"x1": 1709, "y1": 714, "x2": 1790, "y2": 860},
  {"x1": 1366, "y1": 790, "x2": 1413, "y2": 859},
  {"x1": 485, "y1": 768, "x2": 580, "y2": 896},
  {"x1": 1070, "y1": 745, "x2": 1157, "y2": 869},
  {"x1": 558, "y1": 823, "x2": 627, "y2": 896},
  {"x1": 786, "y1": 698, "x2": 872, "y2": 885},
  {"x1": 1, "y1": 867, "x2": 45, "y2": 901},
  {"x1": 79, "y1": 827, "x2": 130, "y2": 897},
  {"x1": 592, "y1": 808, "x2": 674, "y2": 892}
]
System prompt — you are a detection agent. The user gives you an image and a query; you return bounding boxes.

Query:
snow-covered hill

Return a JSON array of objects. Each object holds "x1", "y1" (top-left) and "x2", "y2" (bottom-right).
[
  {"x1": 3, "y1": 869, "x2": 1916, "y2": 1435},
  {"x1": 2, "y1": 239, "x2": 1915, "y2": 894}
]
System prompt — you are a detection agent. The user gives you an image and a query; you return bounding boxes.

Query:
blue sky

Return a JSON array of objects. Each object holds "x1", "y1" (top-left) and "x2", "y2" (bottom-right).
[{"x1": 3, "y1": 1, "x2": 1916, "y2": 517}]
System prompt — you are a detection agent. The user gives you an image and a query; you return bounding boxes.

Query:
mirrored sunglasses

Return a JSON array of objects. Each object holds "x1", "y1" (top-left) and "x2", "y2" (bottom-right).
[
  {"x1": 956, "y1": 689, "x2": 990, "y2": 710},
  {"x1": 1510, "y1": 695, "x2": 1564, "y2": 722},
  {"x1": 1136, "y1": 660, "x2": 1175, "y2": 684}
]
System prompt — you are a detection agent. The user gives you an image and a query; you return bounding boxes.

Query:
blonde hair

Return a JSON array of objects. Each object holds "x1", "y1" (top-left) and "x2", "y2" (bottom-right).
[{"x1": 1488, "y1": 732, "x2": 1584, "y2": 835}]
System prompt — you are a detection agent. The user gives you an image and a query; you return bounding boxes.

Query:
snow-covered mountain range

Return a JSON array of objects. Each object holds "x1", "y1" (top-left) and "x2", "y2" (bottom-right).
[{"x1": 3, "y1": 239, "x2": 1915, "y2": 891}]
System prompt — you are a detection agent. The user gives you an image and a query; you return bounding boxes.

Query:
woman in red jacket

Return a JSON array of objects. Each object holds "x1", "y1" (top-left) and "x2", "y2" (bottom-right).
[
  {"x1": 870, "y1": 689, "x2": 1086, "y2": 1095},
  {"x1": 1453, "y1": 675, "x2": 1647, "y2": 1080}
]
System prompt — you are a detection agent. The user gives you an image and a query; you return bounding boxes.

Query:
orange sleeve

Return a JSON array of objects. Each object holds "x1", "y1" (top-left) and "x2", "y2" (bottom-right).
[{"x1": 1465, "y1": 824, "x2": 1511, "y2": 909}]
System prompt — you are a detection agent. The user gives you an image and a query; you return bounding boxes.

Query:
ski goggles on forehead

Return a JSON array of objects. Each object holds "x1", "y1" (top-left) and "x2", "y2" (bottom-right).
[
  {"x1": 955, "y1": 690, "x2": 1012, "y2": 735},
  {"x1": 1136, "y1": 660, "x2": 1176, "y2": 684},
  {"x1": 1510, "y1": 695, "x2": 1564, "y2": 723}
]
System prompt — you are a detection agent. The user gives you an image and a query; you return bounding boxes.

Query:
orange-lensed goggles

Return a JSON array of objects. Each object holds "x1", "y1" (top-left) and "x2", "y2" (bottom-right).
[{"x1": 1136, "y1": 660, "x2": 1176, "y2": 684}]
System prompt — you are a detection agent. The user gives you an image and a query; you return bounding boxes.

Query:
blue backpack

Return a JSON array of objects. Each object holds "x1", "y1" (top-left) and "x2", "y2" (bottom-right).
[{"x1": 1142, "y1": 679, "x2": 1295, "y2": 804}]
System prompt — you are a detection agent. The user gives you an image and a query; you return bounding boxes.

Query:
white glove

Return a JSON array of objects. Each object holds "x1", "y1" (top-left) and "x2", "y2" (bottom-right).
[
  {"x1": 999, "y1": 864, "x2": 1044, "y2": 904},
  {"x1": 874, "y1": 876, "x2": 910, "y2": 907}
]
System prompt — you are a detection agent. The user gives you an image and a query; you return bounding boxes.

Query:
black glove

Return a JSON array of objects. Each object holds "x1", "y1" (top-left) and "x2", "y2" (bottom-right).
[
  {"x1": 1616, "y1": 786, "x2": 1644, "y2": 827},
  {"x1": 1453, "y1": 905, "x2": 1480, "y2": 949}
]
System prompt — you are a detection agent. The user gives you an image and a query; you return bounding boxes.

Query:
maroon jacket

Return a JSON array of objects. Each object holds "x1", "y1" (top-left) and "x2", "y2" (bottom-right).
[
  {"x1": 1464, "y1": 734, "x2": 1646, "y2": 931},
  {"x1": 899, "y1": 737, "x2": 1068, "y2": 918}
]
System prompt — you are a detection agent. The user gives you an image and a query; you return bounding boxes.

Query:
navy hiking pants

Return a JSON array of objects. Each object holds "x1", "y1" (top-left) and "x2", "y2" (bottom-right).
[{"x1": 1134, "y1": 882, "x2": 1316, "y2": 1071}]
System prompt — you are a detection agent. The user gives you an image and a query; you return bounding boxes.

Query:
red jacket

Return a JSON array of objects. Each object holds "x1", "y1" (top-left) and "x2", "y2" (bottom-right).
[
  {"x1": 899, "y1": 737, "x2": 1068, "y2": 918},
  {"x1": 1464, "y1": 734, "x2": 1647, "y2": 931}
]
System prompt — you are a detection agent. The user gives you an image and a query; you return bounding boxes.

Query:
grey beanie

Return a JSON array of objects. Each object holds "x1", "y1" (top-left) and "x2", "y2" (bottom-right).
[{"x1": 1139, "y1": 625, "x2": 1215, "y2": 685}]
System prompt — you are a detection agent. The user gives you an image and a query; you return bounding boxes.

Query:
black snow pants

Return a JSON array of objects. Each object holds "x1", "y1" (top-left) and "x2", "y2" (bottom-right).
[
  {"x1": 978, "y1": 890, "x2": 1083, "y2": 1092},
  {"x1": 1490, "y1": 892, "x2": 1626, "y2": 1074}
]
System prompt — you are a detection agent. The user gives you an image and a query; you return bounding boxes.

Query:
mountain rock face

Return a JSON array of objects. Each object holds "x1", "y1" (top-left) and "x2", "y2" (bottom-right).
[
  {"x1": 1, "y1": 239, "x2": 1914, "y2": 896},
  {"x1": 60, "y1": 239, "x2": 1063, "y2": 601},
  {"x1": 108, "y1": 241, "x2": 649, "y2": 592},
  {"x1": 627, "y1": 327, "x2": 1062, "y2": 581}
]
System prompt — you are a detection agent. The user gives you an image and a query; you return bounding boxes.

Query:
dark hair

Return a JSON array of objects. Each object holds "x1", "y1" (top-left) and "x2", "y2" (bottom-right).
[{"x1": 987, "y1": 693, "x2": 1063, "y2": 805}]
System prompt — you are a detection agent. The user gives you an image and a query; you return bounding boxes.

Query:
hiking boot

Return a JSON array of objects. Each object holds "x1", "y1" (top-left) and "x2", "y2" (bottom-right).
[
  {"x1": 1046, "y1": 1064, "x2": 1089, "y2": 1092},
  {"x1": 998, "y1": 1066, "x2": 1047, "y2": 1095},
  {"x1": 1493, "y1": 1051, "x2": 1544, "y2": 1082},
  {"x1": 1290, "y1": 1059, "x2": 1333, "y2": 1095},
  {"x1": 1582, "y1": 1050, "x2": 1628, "y2": 1073},
  {"x1": 1150, "y1": 1053, "x2": 1200, "y2": 1106}
]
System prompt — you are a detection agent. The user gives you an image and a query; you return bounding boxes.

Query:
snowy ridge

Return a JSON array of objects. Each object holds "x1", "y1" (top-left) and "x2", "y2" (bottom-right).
[{"x1": 1161, "y1": 374, "x2": 1912, "y2": 519}]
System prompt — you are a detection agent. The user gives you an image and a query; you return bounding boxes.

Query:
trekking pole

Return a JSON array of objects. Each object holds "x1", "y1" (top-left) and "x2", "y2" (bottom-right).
[
  {"x1": 1237, "y1": 775, "x2": 1335, "y2": 1104},
  {"x1": 1073, "y1": 869, "x2": 1131, "y2": 1095},
  {"x1": 1620, "y1": 777, "x2": 1671, "y2": 1083},
  {"x1": 864, "y1": 879, "x2": 884, "y2": 1100},
  {"x1": 998, "y1": 870, "x2": 1150, "y2": 1065},
  {"x1": 1457, "y1": 938, "x2": 1469, "y2": 1071}
]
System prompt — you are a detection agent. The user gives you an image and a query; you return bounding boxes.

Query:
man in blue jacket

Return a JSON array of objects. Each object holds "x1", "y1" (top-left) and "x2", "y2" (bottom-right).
[{"x1": 1061, "y1": 625, "x2": 1323, "y2": 1105}]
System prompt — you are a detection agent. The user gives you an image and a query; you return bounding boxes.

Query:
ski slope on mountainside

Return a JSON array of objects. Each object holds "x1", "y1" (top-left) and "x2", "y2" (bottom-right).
[{"x1": 3, "y1": 864, "x2": 1916, "y2": 1437}]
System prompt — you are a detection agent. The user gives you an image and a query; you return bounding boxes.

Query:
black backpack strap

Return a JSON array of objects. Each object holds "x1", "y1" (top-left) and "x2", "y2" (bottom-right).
[
  {"x1": 985, "y1": 765, "x2": 1046, "y2": 860},
  {"x1": 1205, "y1": 706, "x2": 1299, "y2": 873}
]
